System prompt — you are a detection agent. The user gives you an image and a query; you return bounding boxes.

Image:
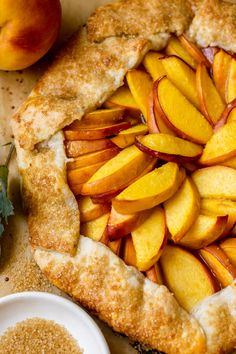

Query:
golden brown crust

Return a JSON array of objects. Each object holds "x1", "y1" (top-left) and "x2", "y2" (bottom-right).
[
  {"x1": 34, "y1": 236, "x2": 206, "y2": 354},
  {"x1": 87, "y1": 0, "x2": 193, "y2": 43},
  {"x1": 16, "y1": 132, "x2": 80, "y2": 256},
  {"x1": 188, "y1": 0, "x2": 236, "y2": 52},
  {"x1": 11, "y1": 28, "x2": 150, "y2": 150}
]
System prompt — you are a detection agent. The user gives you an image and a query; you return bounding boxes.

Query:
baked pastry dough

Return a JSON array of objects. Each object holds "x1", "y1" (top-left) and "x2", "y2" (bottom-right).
[{"x1": 11, "y1": 0, "x2": 236, "y2": 353}]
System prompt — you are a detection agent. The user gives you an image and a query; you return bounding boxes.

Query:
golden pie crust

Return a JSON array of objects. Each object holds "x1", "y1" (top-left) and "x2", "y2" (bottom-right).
[{"x1": 11, "y1": 0, "x2": 236, "y2": 353}]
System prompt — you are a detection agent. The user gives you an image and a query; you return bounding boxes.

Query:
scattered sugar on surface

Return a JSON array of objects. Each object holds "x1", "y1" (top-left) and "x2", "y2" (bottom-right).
[{"x1": 0, "y1": 318, "x2": 83, "y2": 354}]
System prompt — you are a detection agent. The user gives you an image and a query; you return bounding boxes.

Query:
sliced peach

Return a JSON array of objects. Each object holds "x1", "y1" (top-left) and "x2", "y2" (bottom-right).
[
  {"x1": 160, "y1": 245, "x2": 216, "y2": 311},
  {"x1": 199, "y1": 244, "x2": 236, "y2": 288},
  {"x1": 179, "y1": 34, "x2": 211, "y2": 68},
  {"x1": 220, "y1": 238, "x2": 236, "y2": 267},
  {"x1": 67, "y1": 160, "x2": 108, "y2": 185},
  {"x1": 214, "y1": 98, "x2": 236, "y2": 131},
  {"x1": 69, "y1": 183, "x2": 84, "y2": 196},
  {"x1": 161, "y1": 55, "x2": 200, "y2": 108},
  {"x1": 164, "y1": 177, "x2": 200, "y2": 243},
  {"x1": 131, "y1": 206, "x2": 167, "y2": 271},
  {"x1": 104, "y1": 85, "x2": 140, "y2": 112},
  {"x1": 113, "y1": 162, "x2": 182, "y2": 214},
  {"x1": 182, "y1": 162, "x2": 198, "y2": 173},
  {"x1": 126, "y1": 69, "x2": 153, "y2": 120},
  {"x1": 64, "y1": 121, "x2": 131, "y2": 141},
  {"x1": 81, "y1": 145, "x2": 154, "y2": 196},
  {"x1": 65, "y1": 139, "x2": 116, "y2": 158},
  {"x1": 232, "y1": 225, "x2": 236, "y2": 236},
  {"x1": 135, "y1": 133, "x2": 203, "y2": 163},
  {"x1": 221, "y1": 156, "x2": 236, "y2": 169},
  {"x1": 200, "y1": 198, "x2": 236, "y2": 237},
  {"x1": 108, "y1": 239, "x2": 122, "y2": 256},
  {"x1": 179, "y1": 214, "x2": 228, "y2": 249},
  {"x1": 213, "y1": 49, "x2": 232, "y2": 101},
  {"x1": 123, "y1": 236, "x2": 137, "y2": 267},
  {"x1": 77, "y1": 196, "x2": 111, "y2": 223},
  {"x1": 192, "y1": 166, "x2": 236, "y2": 200},
  {"x1": 111, "y1": 124, "x2": 148, "y2": 149},
  {"x1": 165, "y1": 36, "x2": 197, "y2": 69},
  {"x1": 199, "y1": 121, "x2": 236, "y2": 165},
  {"x1": 142, "y1": 51, "x2": 166, "y2": 81},
  {"x1": 107, "y1": 206, "x2": 150, "y2": 241},
  {"x1": 69, "y1": 108, "x2": 125, "y2": 129},
  {"x1": 80, "y1": 212, "x2": 110, "y2": 242},
  {"x1": 145, "y1": 263, "x2": 163, "y2": 285},
  {"x1": 155, "y1": 77, "x2": 213, "y2": 144},
  {"x1": 67, "y1": 147, "x2": 120, "y2": 170},
  {"x1": 196, "y1": 64, "x2": 225, "y2": 125},
  {"x1": 227, "y1": 57, "x2": 236, "y2": 103},
  {"x1": 146, "y1": 90, "x2": 160, "y2": 134}
]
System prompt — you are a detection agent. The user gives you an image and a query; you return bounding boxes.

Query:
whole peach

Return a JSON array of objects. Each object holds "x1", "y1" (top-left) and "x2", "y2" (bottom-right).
[{"x1": 0, "y1": 0, "x2": 61, "y2": 70}]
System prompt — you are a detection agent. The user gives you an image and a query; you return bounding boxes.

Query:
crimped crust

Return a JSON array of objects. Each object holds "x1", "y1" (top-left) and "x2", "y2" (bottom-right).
[
  {"x1": 34, "y1": 236, "x2": 206, "y2": 354},
  {"x1": 11, "y1": 0, "x2": 236, "y2": 353}
]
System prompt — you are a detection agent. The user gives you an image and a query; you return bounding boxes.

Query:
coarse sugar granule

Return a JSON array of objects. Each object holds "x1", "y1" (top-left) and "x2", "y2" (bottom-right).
[{"x1": 0, "y1": 317, "x2": 83, "y2": 354}]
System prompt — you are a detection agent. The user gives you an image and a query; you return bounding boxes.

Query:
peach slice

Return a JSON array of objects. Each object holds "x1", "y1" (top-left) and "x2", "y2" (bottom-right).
[
  {"x1": 77, "y1": 196, "x2": 111, "y2": 223},
  {"x1": 164, "y1": 177, "x2": 200, "y2": 243},
  {"x1": 67, "y1": 161, "x2": 108, "y2": 186},
  {"x1": 142, "y1": 51, "x2": 166, "y2": 81},
  {"x1": 131, "y1": 206, "x2": 167, "y2": 271},
  {"x1": 160, "y1": 55, "x2": 200, "y2": 109},
  {"x1": 81, "y1": 145, "x2": 153, "y2": 196},
  {"x1": 213, "y1": 49, "x2": 232, "y2": 101},
  {"x1": 179, "y1": 35, "x2": 211, "y2": 68},
  {"x1": 155, "y1": 77, "x2": 213, "y2": 144},
  {"x1": 200, "y1": 198, "x2": 236, "y2": 237},
  {"x1": 196, "y1": 64, "x2": 225, "y2": 125},
  {"x1": 214, "y1": 98, "x2": 236, "y2": 131},
  {"x1": 113, "y1": 162, "x2": 182, "y2": 214},
  {"x1": 64, "y1": 121, "x2": 131, "y2": 141},
  {"x1": 199, "y1": 245, "x2": 236, "y2": 288},
  {"x1": 67, "y1": 147, "x2": 120, "y2": 170},
  {"x1": 126, "y1": 69, "x2": 153, "y2": 120},
  {"x1": 123, "y1": 236, "x2": 137, "y2": 267},
  {"x1": 192, "y1": 166, "x2": 236, "y2": 200},
  {"x1": 145, "y1": 263, "x2": 163, "y2": 285},
  {"x1": 135, "y1": 133, "x2": 203, "y2": 163},
  {"x1": 65, "y1": 139, "x2": 116, "y2": 158},
  {"x1": 220, "y1": 238, "x2": 236, "y2": 267},
  {"x1": 232, "y1": 225, "x2": 236, "y2": 236},
  {"x1": 104, "y1": 85, "x2": 140, "y2": 112},
  {"x1": 80, "y1": 212, "x2": 110, "y2": 242},
  {"x1": 179, "y1": 214, "x2": 228, "y2": 249},
  {"x1": 107, "y1": 206, "x2": 150, "y2": 240},
  {"x1": 111, "y1": 124, "x2": 148, "y2": 148},
  {"x1": 227, "y1": 57, "x2": 236, "y2": 103},
  {"x1": 221, "y1": 156, "x2": 236, "y2": 169},
  {"x1": 160, "y1": 245, "x2": 216, "y2": 311},
  {"x1": 199, "y1": 121, "x2": 236, "y2": 165},
  {"x1": 69, "y1": 108, "x2": 125, "y2": 129},
  {"x1": 69, "y1": 183, "x2": 84, "y2": 196},
  {"x1": 147, "y1": 90, "x2": 160, "y2": 134},
  {"x1": 108, "y1": 239, "x2": 122, "y2": 256},
  {"x1": 165, "y1": 37, "x2": 197, "y2": 69}
]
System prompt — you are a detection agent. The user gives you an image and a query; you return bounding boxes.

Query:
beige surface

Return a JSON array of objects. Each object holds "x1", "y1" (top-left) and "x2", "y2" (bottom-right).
[{"x1": 0, "y1": 1, "x2": 136, "y2": 353}]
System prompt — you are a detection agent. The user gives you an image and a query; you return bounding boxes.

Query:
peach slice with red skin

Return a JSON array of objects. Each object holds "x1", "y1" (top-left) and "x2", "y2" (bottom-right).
[
  {"x1": 111, "y1": 124, "x2": 148, "y2": 149},
  {"x1": 77, "y1": 196, "x2": 111, "y2": 223},
  {"x1": 164, "y1": 177, "x2": 200, "y2": 243},
  {"x1": 108, "y1": 239, "x2": 122, "y2": 256},
  {"x1": 192, "y1": 166, "x2": 236, "y2": 200},
  {"x1": 178, "y1": 214, "x2": 228, "y2": 249},
  {"x1": 145, "y1": 263, "x2": 163, "y2": 285},
  {"x1": 67, "y1": 160, "x2": 108, "y2": 186},
  {"x1": 142, "y1": 51, "x2": 166, "y2": 81},
  {"x1": 123, "y1": 236, "x2": 137, "y2": 267},
  {"x1": 154, "y1": 76, "x2": 213, "y2": 144},
  {"x1": 199, "y1": 121, "x2": 236, "y2": 166},
  {"x1": 107, "y1": 206, "x2": 150, "y2": 241},
  {"x1": 196, "y1": 64, "x2": 225, "y2": 125},
  {"x1": 64, "y1": 121, "x2": 131, "y2": 140},
  {"x1": 165, "y1": 36, "x2": 197, "y2": 69},
  {"x1": 146, "y1": 90, "x2": 160, "y2": 134},
  {"x1": 199, "y1": 244, "x2": 236, "y2": 288},
  {"x1": 135, "y1": 133, "x2": 203, "y2": 163},
  {"x1": 160, "y1": 55, "x2": 200, "y2": 109},
  {"x1": 227, "y1": 57, "x2": 236, "y2": 103},
  {"x1": 160, "y1": 245, "x2": 217, "y2": 311},
  {"x1": 113, "y1": 162, "x2": 183, "y2": 214},
  {"x1": 213, "y1": 49, "x2": 232, "y2": 101},
  {"x1": 65, "y1": 139, "x2": 116, "y2": 158},
  {"x1": 214, "y1": 98, "x2": 236, "y2": 131},
  {"x1": 126, "y1": 69, "x2": 153, "y2": 120},
  {"x1": 179, "y1": 34, "x2": 211, "y2": 68},
  {"x1": 220, "y1": 238, "x2": 236, "y2": 268}
]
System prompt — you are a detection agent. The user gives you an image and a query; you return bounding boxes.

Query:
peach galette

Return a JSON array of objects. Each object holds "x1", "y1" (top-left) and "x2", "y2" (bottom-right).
[{"x1": 12, "y1": 0, "x2": 236, "y2": 353}]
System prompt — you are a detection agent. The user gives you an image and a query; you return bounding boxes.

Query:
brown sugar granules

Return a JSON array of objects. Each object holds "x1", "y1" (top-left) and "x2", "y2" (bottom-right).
[{"x1": 0, "y1": 318, "x2": 83, "y2": 354}]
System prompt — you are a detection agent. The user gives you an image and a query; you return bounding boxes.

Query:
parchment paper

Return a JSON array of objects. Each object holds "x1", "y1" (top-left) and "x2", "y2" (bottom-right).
[{"x1": 0, "y1": 1, "x2": 138, "y2": 353}]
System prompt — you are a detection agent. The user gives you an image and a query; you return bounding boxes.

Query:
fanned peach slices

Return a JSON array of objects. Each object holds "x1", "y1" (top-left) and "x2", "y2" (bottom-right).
[{"x1": 64, "y1": 34, "x2": 236, "y2": 311}]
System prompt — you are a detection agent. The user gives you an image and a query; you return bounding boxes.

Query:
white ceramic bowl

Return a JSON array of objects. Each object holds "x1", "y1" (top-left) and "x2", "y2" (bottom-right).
[{"x1": 0, "y1": 292, "x2": 110, "y2": 354}]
